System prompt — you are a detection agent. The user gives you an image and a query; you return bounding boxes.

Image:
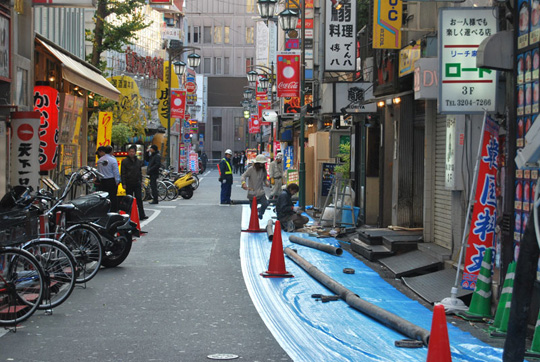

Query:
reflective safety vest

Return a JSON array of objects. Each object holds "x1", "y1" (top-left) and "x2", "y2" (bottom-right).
[{"x1": 221, "y1": 158, "x2": 232, "y2": 175}]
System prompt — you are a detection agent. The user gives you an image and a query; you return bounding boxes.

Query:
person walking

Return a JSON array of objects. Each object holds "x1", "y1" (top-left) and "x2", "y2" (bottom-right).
[
  {"x1": 232, "y1": 152, "x2": 240, "y2": 174},
  {"x1": 200, "y1": 152, "x2": 208, "y2": 171},
  {"x1": 121, "y1": 145, "x2": 148, "y2": 220},
  {"x1": 239, "y1": 151, "x2": 247, "y2": 174},
  {"x1": 96, "y1": 145, "x2": 120, "y2": 212},
  {"x1": 218, "y1": 149, "x2": 234, "y2": 205},
  {"x1": 147, "y1": 145, "x2": 161, "y2": 205},
  {"x1": 276, "y1": 183, "x2": 309, "y2": 232},
  {"x1": 241, "y1": 154, "x2": 270, "y2": 219},
  {"x1": 268, "y1": 152, "x2": 284, "y2": 201}
]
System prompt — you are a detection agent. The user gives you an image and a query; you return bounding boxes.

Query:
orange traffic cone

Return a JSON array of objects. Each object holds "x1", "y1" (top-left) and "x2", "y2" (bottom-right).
[
  {"x1": 130, "y1": 197, "x2": 141, "y2": 233},
  {"x1": 426, "y1": 304, "x2": 452, "y2": 362},
  {"x1": 261, "y1": 221, "x2": 294, "y2": 278},
  {"x1": 242, "y1": 196, "x2": 266, "y2": 232}
]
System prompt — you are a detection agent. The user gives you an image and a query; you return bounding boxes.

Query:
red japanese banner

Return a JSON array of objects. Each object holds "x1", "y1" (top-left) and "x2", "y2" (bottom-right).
[
  {"x1": 33, "y1": 85, "x2": 59, "y2": 171},
  {"x1": 170, "y1": 89, "x2": 186, "y2": 120},
  {"x1": 276, "y1": 52, "x2": 300, "y2": 98},
  {"x1": 249, "y1": 116, "x2": 261, "y2": 134},
  {"x1": 256, "y1": 76, "x2": 268, "y2": 101},
  {"x1": 461, "y1": 116, "x2": 499, "y2": 291},
  {"x1": 258, "y1": 100, "x2": 272, "y2": 125}
]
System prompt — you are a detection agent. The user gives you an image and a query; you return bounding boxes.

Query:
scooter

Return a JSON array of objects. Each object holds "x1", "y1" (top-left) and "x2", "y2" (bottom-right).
[{"x1": 174, "y1": 172, "x2": 196, "y2": 199}]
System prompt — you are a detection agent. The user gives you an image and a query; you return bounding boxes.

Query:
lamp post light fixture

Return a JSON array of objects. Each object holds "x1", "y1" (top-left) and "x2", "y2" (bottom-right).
[
  {"x1": 278, "y1": 8, "x2": 298, "y2": 32},
  {"x1": 247, "y1": 70, "x2": 259, "y2": 85},
  {"x1": 243, "y1": 89, "x2": 254, "y2": 101},
  {"x1": 277, "y1": 1, "x2": 306, "y2": 208},
  {"x1": 256, "y1": 0, "x2": 278, "y2": 19},
  {"x1": 165, "y1": 43, "x2": 200, "y2": 168}
]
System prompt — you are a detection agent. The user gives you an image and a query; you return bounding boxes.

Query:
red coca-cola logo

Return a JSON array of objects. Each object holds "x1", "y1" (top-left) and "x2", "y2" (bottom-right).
[
  {"x1": 18, "y1": 123, "x2": 34, "y2": 142},
  {"x1": 278, "y1": 82, "x2": 299, "y2": 89}
]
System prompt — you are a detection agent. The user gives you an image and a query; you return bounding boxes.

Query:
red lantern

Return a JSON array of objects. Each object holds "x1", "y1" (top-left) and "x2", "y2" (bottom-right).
[{"x1": 34, "y1": 85, "x2": 59, "y2": 171}]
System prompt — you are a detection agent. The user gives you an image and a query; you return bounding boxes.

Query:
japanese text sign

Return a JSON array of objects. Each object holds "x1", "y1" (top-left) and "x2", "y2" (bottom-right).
[
  {"x1": 10, "y1": 112, "x2": 41, "y2": 190},
  {"x1": 277, "y1": 52, "x2": 300, "y2": 98},
  {"x1": 171, "y1": 89, "x2": 186, "y2": 120},
  {"x1": 439, "y1": 8, "x2": 498, "y2": 114},
  {"x1": 325, "y1": 0, "x2": 357, "y2": 71},
  {"x1": 97, "y1": 112, "x2": 113, "y2": 148},
  {"x1": 33, "y1": 85, "x2": 59, "y2": 171},
  {"x1": 461, "y1": 116, "x2": 499, "y2": 290},
  {"x1": 373, "y1": 0, "x2": 402, "y2": 49},
  {"x1": 157, "y1": 61, "x2": 180, "y2": 128}
]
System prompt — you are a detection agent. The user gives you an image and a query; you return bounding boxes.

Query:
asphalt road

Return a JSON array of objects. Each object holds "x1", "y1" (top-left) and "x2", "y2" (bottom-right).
[{"x1": 0, "y1": 168, "x2": 291, "y2": 362}]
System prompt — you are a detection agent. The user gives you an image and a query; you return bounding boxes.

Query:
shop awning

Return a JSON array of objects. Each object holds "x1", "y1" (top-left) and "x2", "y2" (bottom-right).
[{"x1": 36, "y1": 37, "x2": 121, "y2": 102}]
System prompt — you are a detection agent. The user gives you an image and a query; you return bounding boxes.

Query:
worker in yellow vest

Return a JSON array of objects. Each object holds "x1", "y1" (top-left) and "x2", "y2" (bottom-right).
[{"x1": 218, "y1": 149, "x2": 234, "y2": 205}]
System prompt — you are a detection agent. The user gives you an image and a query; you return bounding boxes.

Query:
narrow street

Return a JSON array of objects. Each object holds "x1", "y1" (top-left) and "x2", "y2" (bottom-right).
[{"x1": 0, "y1": 169, "x2": 291, "y2": 362}]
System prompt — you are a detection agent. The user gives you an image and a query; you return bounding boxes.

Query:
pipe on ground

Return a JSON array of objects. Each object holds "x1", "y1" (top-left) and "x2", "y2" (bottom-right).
[
  {"x1": 284, "y1": 248, "x2": 431, "y2": 346},
  {"x1": 267, "y1": 220, "x2": 274, "y2": 241},
  {"x1": 289, "y1": 235, "x2": 343, "y2": 256}
]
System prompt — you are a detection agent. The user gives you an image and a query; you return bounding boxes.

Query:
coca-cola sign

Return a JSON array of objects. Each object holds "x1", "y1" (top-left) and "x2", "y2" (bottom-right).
[{"x1": 277, "y1": 52, "x2": 300, "y2": 98}]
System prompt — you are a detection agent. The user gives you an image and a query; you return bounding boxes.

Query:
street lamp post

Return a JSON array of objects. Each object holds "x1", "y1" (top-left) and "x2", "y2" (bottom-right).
[{"x1": 166, "y1": 45, "x2": 200, "y2": 168}]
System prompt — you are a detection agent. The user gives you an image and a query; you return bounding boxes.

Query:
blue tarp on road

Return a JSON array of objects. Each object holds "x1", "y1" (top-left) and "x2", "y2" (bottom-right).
[{"x1": 240, "y1": 206, "x2": 504, "y2": 362}]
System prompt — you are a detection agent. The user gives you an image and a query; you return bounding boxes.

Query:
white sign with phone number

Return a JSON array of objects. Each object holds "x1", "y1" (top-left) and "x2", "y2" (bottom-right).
[{"x1": 438, "y1": 8, "x2": 498, "y2": 114}]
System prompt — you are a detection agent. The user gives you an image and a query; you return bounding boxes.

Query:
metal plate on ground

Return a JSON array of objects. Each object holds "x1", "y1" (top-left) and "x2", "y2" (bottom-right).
[
  {"x1": 207, "y1": 353, "x2": 239, "y2": 360},
  {"x1": 402, "y1": 268, "x2": 472, "y2": 304},
  {"x1": 379, "y1": 250, "x2": 442, "y2": 278}
]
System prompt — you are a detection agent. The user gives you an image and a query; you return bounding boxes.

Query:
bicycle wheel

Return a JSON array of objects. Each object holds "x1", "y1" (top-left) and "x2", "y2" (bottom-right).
[
  {"x1": 23, "y1": 238, "x2": 76, "y2": 310},
  {"x1": 165, "y1": 181, "x2": 178, "y2": 200},
  {"x1": 0, "y1": 247, "x2": 45, "y2": 326},
  {"x1": 60, "y1": 224, "x2": 103, "y2": 283},
  {"x1": 157, "y1": 181, "x2": 168, "y2": 201},
  {"x1": 141, "y1": 185, "x2": 147, "y2": 201}
]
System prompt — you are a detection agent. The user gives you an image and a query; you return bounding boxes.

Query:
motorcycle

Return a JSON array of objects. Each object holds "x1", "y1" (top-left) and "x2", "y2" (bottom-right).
[
  {"x1": 173, "y1": 172, "x2": 196, "y2": 199},
  {"x1": 47, "y1": 167, "x2": 139, "y2": 268}
]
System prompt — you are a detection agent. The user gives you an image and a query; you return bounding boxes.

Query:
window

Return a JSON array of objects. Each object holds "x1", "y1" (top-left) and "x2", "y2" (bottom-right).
[
  {"x1": 214, "y1": 26, "x2": 222, "y2": 44},
  {"x1": 203, "y1": 26, "x2": 212, "y2": 43},
  {"x1": 224, "y1": 26, "x2": 230, "y2": 44},
  {"x1": 245, "y1": 57, "x2": 254, "y2": 74},
  {"x1": 234, "y1": 117, "x2": 244, "y2": 140},
  {"x1": 192, "y1": 26, "x2": 201, "y2": 43},
  {"x1": 246, "y1": 0, "x2": 255, "y2": 12},
  {"x1": 246, "y1": 27, "x2": 254, "y2": 44},
  {"x1": 213, "y1": 117, "x2": 222, "y2": 141},
  {"x1": 224, "y1": 57, "x2": 230, "y2": 75},
  {"x1": 214, "y1": 58, "x2": 222, "y2": 75},
  {"x1": 203, "y1": 57, "x2": 212, "y2": 74}
]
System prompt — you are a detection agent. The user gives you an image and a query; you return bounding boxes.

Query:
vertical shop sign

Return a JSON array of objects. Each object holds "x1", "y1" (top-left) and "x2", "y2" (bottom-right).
[
  {"x1": 258, "y1": 100, "x2": 272, "y2": 125},
  {"x1": 372, "y1": 0, "x2": 401, "y2": 49},
  {"x1": 189, "y1": 151, "x2": 199, "y2": 173},
  {"x1": 462, "y1": 116, "x2": 499, "y2": 290},
  {"x1": 325, "y1": 0, "x2": 357, "y2": 69},
  {"x1": 439, "y1": 8, "x2": 498, "y2": 114},
  {"x1": 33, "y1": 85, "x2": 59, "y2": 171},
  {"x1": 157, "y1": 61, "x2": 180, "y2": 128},
  {"x1": 10, "y1": 112, "x2": 41, "y2": 189},
  {"x1": 170, "y1": 89, "x2": 186, "y2": 119},
  {"x1": 97, "y1": 112, "x2": 113, "y2": 147},
  {"x1": 249, "y1": 116, "x2": 261, "y2": 134},
  {"x1": 276, "y1": 52, "x2": 300, "y2": 98}
]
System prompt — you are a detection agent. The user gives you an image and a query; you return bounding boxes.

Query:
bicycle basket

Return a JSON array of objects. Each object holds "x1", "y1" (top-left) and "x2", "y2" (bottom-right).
[{"x1": 0, "y1": 209, "x2": 39, "y2": 246}]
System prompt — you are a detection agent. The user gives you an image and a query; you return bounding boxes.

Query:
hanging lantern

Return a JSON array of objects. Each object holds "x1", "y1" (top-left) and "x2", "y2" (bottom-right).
[{"x1": 33, "y1": 85, "x2": 60, "y2": 171}]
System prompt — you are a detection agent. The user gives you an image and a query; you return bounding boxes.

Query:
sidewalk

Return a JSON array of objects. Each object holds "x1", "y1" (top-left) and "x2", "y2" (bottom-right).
[{"x1": 241, "y1": 205, "x2": 505, "y2": 361}]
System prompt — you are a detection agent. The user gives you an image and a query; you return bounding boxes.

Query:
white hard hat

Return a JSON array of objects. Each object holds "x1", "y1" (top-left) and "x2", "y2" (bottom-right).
[
  {"x1": 225, "y1": 149, "x2": 233, "y2": 155},
  {"x1": 254, "y1": 154, "x2": 267, "y2": 164},
  {"x1": 276, "y1": 152, "x2": 283, "y2": 159}
]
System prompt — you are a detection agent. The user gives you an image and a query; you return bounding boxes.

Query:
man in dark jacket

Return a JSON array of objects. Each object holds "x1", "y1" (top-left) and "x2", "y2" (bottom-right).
[
  {"x1": 276, "y1": 183, "x2": 308, "y2": 232},
  {"x1": 218, "y1": 149, "x2": 234, "y2": 205},
  {"x1": 147, "y1": 145, "x2": 161, "y2": 204},
  {"x1": 121, "y1": 145, "x2": 147, "y2": 220}
]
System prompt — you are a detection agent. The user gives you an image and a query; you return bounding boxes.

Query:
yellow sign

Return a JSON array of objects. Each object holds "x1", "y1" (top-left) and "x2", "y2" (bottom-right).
[
  {"x1": 97, "y1": 112, "x2": 113, "y2": 147},
  {"x1": 373, "y1": 0, "x2": 402, "y2": 49},
  {"x1": 156, "y1": 61, "x2": 180, "y2": 129},
  {"x1": 398, "y1": 40, "x2": 421, "y2": 77},
  {"x1": 108, "y1": 75, "x2": 141, "y2": 117}
]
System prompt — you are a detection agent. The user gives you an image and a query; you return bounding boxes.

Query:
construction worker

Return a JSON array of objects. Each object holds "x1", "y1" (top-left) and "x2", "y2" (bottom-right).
[
  {"x1": 241, "y1": 154, "x2": 270, "y2": 219},
  {"x1": 218, "y1": 149, "x2": 234, "y2": 205},
  {"x1": 268, "y1": 152, "x2": 284, "y2": 200}
]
